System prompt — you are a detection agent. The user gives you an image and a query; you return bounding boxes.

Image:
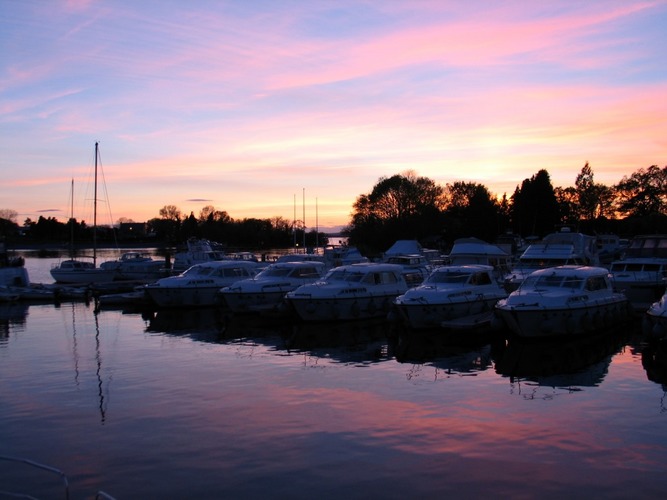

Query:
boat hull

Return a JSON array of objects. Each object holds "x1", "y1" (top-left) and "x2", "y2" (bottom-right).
[
  {"x1": 145, "y1": 286, "x2": 222, "y2": 308},
  {"x1": 288, "y1": 294, "x2": 397, "y2": 322},
  {"x1": 220, "y1": 290, "x2": 288, "y2": 314},
  {"x1": 394, "y1": 297, "x2": 502, "y2": 330},
  {"x1": 495, "y1": 298, "x2": 631, "y2": 338},
  {"x1": 50, "y1": 268, "x2": 118, "y2": 284}
]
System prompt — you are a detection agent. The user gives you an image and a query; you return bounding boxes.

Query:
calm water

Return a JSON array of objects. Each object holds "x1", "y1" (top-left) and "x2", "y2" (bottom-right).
[{"x1": 2, "y1": 253, "x2": 667, "y2": 499}]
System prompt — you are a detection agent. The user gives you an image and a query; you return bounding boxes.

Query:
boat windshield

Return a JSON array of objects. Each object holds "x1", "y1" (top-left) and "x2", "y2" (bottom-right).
[
  {"x1": 326, "y1": 269, "x2": 366, "y2": 282},
  {"x1": 259, "y1": 267, "x2": 292, "y2": 278},
  {"x1": 522, "y1": 274, "x2": 585, "y2": 290},
  {"x1": 183, "y1": 266, "x2": 214, "y2": 276},
  {"x1": 426, "y1": 271, "x2": 471, "y2": 284}
]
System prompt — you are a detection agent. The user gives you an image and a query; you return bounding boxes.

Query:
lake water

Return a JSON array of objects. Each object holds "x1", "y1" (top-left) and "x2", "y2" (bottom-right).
[{"x1": 2, "y1": 252, "x2": 667, "y2": 499}]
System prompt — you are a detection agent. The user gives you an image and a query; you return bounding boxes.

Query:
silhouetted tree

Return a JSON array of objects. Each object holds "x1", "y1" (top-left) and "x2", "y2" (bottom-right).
[
  {"x1": 614, "y1": 165, "x2": 667, "y2": 217},
  {"x1": 510, "y1": 169, "x2": 560, "y2": 236},
  {"x1": 443, "y1": 181, "x2": 499, "y2": 242},
  {"x1": 347, "y1": 172, "x2": 445, "y2": 254}
]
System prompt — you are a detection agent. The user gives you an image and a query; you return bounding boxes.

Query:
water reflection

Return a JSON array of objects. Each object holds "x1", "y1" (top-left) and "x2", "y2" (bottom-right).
[
  {"x1": 642, "y1": 337, "x2": 667, "y2": 388},
  {"x1": 393, "y1": 328, "x2": 494, "y2": 376},
  {"x1": 0, "y1": 302, "x2": 29, "y2": 341},
  {"x1": 284, "y1": 319, "x2": 393, "y2": 365},
  {"x1": 145, "y1": 307, "x2": 227, "y2": 342},
  {"x1": 493, "y1": 327, "x2": 630, "y2": 388}
]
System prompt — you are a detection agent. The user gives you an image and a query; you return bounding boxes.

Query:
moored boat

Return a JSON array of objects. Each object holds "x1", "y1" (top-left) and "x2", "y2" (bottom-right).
[
  {"x1": 392, "y1": 264, "x2": 508, "y2": 330},
  {"x1": 644, "y1": 289, "x2": 667, "y2": 338},
  {"x1": 609, "y1": 234, "x2": 667, "y2": 313},
  {"x1": 145, "y1": 260, "x2": 260, "y2": 307},
  {"x1": 171, "y1": 238, "x2": 228, "y2": 272},
  {"x1": 503, "y1": 228, "x2": 600, "y2": 292},
  {"x1": 100, "y1": 251, "x2": 169, "y2": 282},
  {"x1": 285, "y1": 262, "x2": 409, "y2": 322},
  {"x1": 446, "y1": 237, "x2": 512, "y2": 282},
  {"x1": 219, "y1": 260, "x2": 326, "y2": 315},
  {"x1": 382, "y1": 240, "x2": 433, "y2": 286},
  {"x1": 495, "y1": 265, "x2": 631, "y2": 338}
]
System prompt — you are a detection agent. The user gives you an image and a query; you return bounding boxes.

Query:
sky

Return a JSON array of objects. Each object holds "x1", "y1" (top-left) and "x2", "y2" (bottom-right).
[{"x1": 2, "y1": 1, "x2": 666, "y2": 232}]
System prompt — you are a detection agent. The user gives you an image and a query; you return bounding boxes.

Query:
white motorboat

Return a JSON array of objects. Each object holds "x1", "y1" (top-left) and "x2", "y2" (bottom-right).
[
  {"x1": 609, "y1": 234, "x2": 667, "y2": 312},
  {"x1": 0, "y1": 241, "x2": 31, "y2": 292},
  {"x1": 274, "y1": 245, "x2": 368, "y2": 269},
  {"x1": 495, "y1": 265, "x2": 630, "y2": 338},
  {"x1": 171, "y1": 238, "x2": 228, "y2": 272},
  {"x1": 145, "y1": 260, "x2": 260, "y2": 307},
  {"x1": 644, "y1": 289, "x2": 667, "y2": 338},
  {"x1": 447, "y1": 237, "x2": 512, "y2": 282},
  {"x1": 392, "y1": 264, "x2": 508, "y2": 330},
  {"x1": 99, "y1": 251, "x2": 169, "y2": 282},
  {"x1": 285, "y1": 262, "x2": 409, "y2": 322},
  {"x1": 383, "y1": 240, "x2": 434, "y2": 286},
  {"x1": 503, "y1": 227, "x2": 600, "y2": 292},
  {"x1": 50, "y1": 257, "x2": 119, "y2": 284},
  {"x1": 219, "y1": 260, "x2": 327, "y2": 314}
]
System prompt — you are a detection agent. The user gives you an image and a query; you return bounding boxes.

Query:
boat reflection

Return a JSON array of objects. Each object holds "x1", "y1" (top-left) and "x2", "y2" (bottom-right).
[
  {"x1": 493, "y1": 327, "x2": 629, "y2": 389},
  {"x1": 0, "y1": 302, "x2": 29, "y2": 341},
  {"x1": 392, "y1": 328, "x2": 494, "y2": 375},
  {"x1": 145, "y1": 307, "x2": 228, "y2": 342},
  {"x1": 642, "y1": 338, "x2": 667, "y2": 388},
  {"x1": 283, "y1": 319, "x2": 393, "y2": 364}
]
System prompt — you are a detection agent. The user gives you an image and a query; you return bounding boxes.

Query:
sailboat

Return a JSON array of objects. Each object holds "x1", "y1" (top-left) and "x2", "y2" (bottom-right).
[{"x1": 50, "y1": 143, "x2": 118, "y2": 284}]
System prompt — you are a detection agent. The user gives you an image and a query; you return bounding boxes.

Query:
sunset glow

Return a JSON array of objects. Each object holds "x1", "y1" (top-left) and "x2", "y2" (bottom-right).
[{"x1": 2, "y1": 1, "x2": 666, "y2": 231}]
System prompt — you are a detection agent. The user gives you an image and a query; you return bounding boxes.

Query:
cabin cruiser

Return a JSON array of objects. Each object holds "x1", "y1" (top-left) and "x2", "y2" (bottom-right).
[
  {"x1": 392, "y1": 265, "x2": 508, "y2": 330},
  {"x1": 0, "y1": 241, "x2": 29, "y2": 288},
  {"x1": 609, "y1": 234, "x2": 667, "y2": 312},
  {"x1": 383, "y1": 240, "x2": 434, "y2": 286},
  {"x1": 145, "y1": 260, "x2": 260, "y2": 307},
  {"x1": 100, "y1": 251, "x2": 169, "y2": 282},
  {"x1": 644, "y1": 289, "x2": 667, "y2": 338},
  {"x1": 50, "y1": 258, "x2": 119, "y2": 284},
  {"x1": 285, "y1": 263, "x2": 409, "y2": 322},
  {"x1": 447, "y1": 237, "x2": 512, "y2": 282},
  {"x1": 171, "y1": 238, "x2": 228, "y2": 272},
  {"x1": 503, "y1": 228, "x2": 599, "y2": 292},
  {"x1": 495, "y1": 265, "x2": 630, "y2": 338},
  {"x1": 219, "y1": 261, "x2": 327, "y2": 315}
]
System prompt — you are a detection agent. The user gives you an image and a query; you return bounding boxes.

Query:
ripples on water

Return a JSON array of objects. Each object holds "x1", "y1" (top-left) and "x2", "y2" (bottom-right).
[{"x1": 1, "y1": 255, "x2": 667, "y2": 498}]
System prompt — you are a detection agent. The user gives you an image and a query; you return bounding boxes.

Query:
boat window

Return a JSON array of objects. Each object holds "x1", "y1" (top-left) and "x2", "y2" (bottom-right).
[
  {"x1": 262, "y1": 268, "x2": 291, "y2": 277},
  {"x1": 295, "y1": 267, "x2": 320, "y2": 278},
  {"x1": 344, "y1": 272, "x2": 365, "y2": 283},
  {"x1": 473, "y1": 273, "x2": 492, "y2": 285},
  {"x1": 326, "y1": 269, "x2": 347, "y2": 281},
  {"x1": 609, "y1": 263, "x2": 625, "y2": 272},
  {"x1": 362, "y1": 273, "x2": 378, "y2": 285},
  {"x1": 223, "y1": 268, "x2": 247, "y2": 277},
  {"x1": 186, "y1": 267, "x2": 213, "y2": 276},
  {"x1": 626, "y1": 263, "x2": 644, "y2": 272},
  {"x1": 643, "y1": 264, "x2": 661, "y2": 272},
  {"x1": 381, "y1": 272, "x2": 398, "y2": 284},
  {"x1": 585, "y1": 276, "x2": 608, "y2": 291},
  {"x1": 562, "y1": 277, "x2": 583, "y2": 289},
  {"x1": 536, "y1": 275, "x2": 564, "y2": 287},
  {"x1": 428, "y1": 271, "x2": 469, "y2": 284}
]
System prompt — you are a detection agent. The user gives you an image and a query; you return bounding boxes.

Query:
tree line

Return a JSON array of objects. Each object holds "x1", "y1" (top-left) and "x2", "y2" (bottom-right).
[
  {"x1": 1, "y1": 163, "x2": 666, "y2": 254},
  {"x1": 345, "y1": 163, "x2": 667, "y2": 256}
]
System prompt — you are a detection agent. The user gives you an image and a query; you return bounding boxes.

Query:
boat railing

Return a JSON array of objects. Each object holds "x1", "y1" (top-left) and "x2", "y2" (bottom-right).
[{"x1": 0, "y1": 455, "x2": 117, "y2": 500}]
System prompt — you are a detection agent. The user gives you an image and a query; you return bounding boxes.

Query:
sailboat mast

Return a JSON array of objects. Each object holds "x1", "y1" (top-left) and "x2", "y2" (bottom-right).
[
  {"x1": 93, "y1": 142, "x2": 99, "y2": 266},
  {"x1": 69, "y1": 179, "x2": 74, "y2": 258}
]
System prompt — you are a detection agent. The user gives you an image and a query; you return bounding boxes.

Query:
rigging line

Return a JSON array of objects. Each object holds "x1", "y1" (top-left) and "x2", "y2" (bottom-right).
[{"x1": 95, "y1": 143, "x2": 119, "y2": 250}]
